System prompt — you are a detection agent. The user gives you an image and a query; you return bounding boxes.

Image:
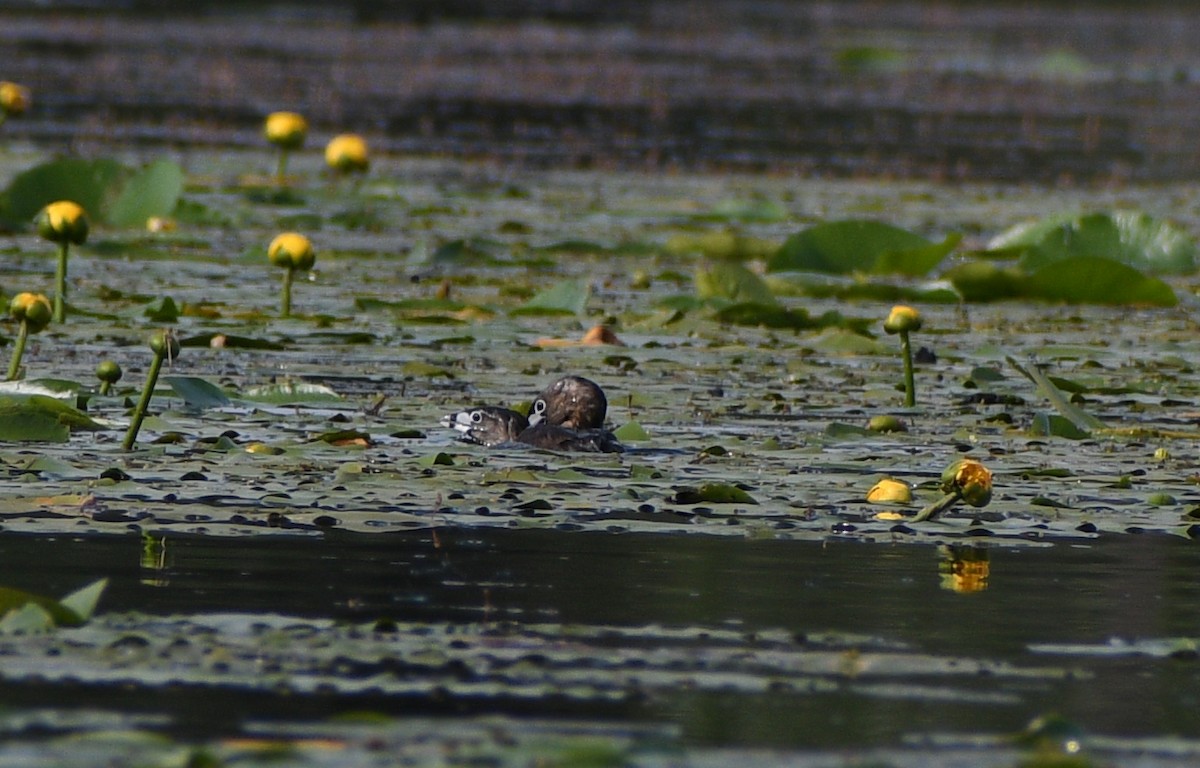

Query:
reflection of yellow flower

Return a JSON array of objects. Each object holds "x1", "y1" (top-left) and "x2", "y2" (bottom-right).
[
  {"x1": 264, "y1": 111, "x2": 308, "y2": 150},
  {"x1": 939, "y1": 546, "x2": 990, "y2": 594},
  {"x1": 9, "y1": 292, "x2": 52, "y2": 333},
  {"x1": 36, "y1": 200, "x2": 89, "y2": 245},
  {"x1": 0, "y1": 81, "x2": 31, "y2": 116},
  {"x1": 867, "y1": 478, "x2": 912, "y2": 504},
  {"x1": 942, "y1": 459, "x2": 993, "y2": 507},
  {"x1": 325, "y1": 134, "x2": 369, "y2": 173},
  {"x1": 268, "y1": 232, "x2": 315, "y2": 271},
  {"x1": 883, "y1": 304, "x2": 922, "y2": 334}
]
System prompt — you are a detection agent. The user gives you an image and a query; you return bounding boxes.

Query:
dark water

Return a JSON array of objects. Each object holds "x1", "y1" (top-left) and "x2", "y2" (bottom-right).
[{"x1": 1, "y1": 529, "x2": 1197, "y2": 750}]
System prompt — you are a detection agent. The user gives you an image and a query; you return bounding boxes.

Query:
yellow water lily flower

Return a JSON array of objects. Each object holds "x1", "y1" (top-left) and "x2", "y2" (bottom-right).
[
  {"x1": 0, "y1": 81, "x2": 30, "y2": 117},
  {"x1": 264, "y1": 111, "x2": 308, "y2": 150},
  {"x1": 268, "y1": 232, "x2": 315, "y2": 271},
  {"x1": 325, "y1": 133, "x2": 369, "y2": 174},
  {"x1": 36, "y1": 200, "x2": 89, "y2": 245},
  {"x1": 883, "y1": 304, "x2": 922, "y2": 335}
]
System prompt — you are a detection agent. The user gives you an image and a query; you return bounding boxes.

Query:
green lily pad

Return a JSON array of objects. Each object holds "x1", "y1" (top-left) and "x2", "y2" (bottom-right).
[
  {"x1": 991, "y1": 211, "x2": 1196, "y2": 275},
  {"x1": 672, "y1": 483, "x2": 758, "y2": 505},
  {"x1": 0, "y1": 395, "x2": 103, "y2": 441},
  {"x1": 164, "y1": 376, "x2": 232, "y2": 409},
  {"x1": 511, "y1": 278, "x2": 591, "y2": 316},
  {"x1": 695, "y1": 262, "x2": 776, "y2": 305},
  {"x1": 768, "y1": 220, "x2": 960, "y2": 276},
  {"x1": 107, "y1": 158, "x2": 186, "y2": 228},
  {"x1": 1024, "y1": 256, "x2": 1177, "y2": 306}
]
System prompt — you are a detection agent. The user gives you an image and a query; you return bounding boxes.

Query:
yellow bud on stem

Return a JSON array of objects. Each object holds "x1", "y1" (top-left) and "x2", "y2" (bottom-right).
[
  {"x1": 325, "y1": 134, "x2": 369, "y2": 174},
  {"x1": 6, "y1": 292, "x2": 52, "y2": 380},
  {"x1": 36, "y1": 201, "x2": 89, "y2": 323},
  {"x1": 265, "y1": 111, "x2": 308, "y2": 179},
  {"x1": 883, "y1": 305, "x2": 921, "y2": 408},
  {"x1": 268, "y1": 232, "x2": 315, "y2": 317}
]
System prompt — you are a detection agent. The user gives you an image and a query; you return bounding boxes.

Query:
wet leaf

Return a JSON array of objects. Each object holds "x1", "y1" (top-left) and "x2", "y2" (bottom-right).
[
  {"x1": 242, "y1": 381, "x2": 341, "y2": 403},
  {"x1": 511, "y1": 278, "x2": 590, "y2": 316},
  {"x1": 1008, "y1": 358, "x2": 1106, "y2": 432},
  {"x1": 144, "y1": 296, "x2": 181, "y2": 322},
  {"x1": 672, "y1": 483, "x2": 758, "y2": 504},
  {"x1": 942, "y1": 260, "x2": 1027, "y2": 302},
  {"x1": 106, "y1": 159, "x2": 186, "y2": 228},
  {"x1": 418, "y1": 452, "x2": 455, "y2": 467},
  {"x1": 0, "y1": 583, "x2": 88, "y2": 630},
  {"x1": 2, "y1": 157, "x2": 126, "y2": 226},
  {"x1": 164, "y1": 376, "x2": 231, "y2": 409},
  {"x1": 769, "y1": 220, "x2": 960, "y2": 276},
  {"x1": 0, "y1": 395, "x2": 103, "y2": 441},
  {"x1": 1029, "y1": 413, "x2": 1091, "y2": 440},
  {"x1": 992, "y1": 211, "x2": 1196, "y2": 275},
  {"x1": 612, "y1": 422, "x2": 650, "y2": 442},
  {"x1": 695, "y1": 263, "x2": 776, "y2": 304},
  {"x1": 1024, "y1": 256, "x2": 1177, "y2": 306},
  {"x1": 58, "y1": 578, "x2": 108, "y2": 622}
]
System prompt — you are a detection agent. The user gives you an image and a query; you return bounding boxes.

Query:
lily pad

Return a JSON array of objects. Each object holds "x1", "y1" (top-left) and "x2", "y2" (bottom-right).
[
  {"x1": 164, "y1": 376, "x2": 232, "y2": 409},
  {"x1": 511, "y1": 278, "x2": 591, "y2": 316},
  {"x1": 768, "y1": 220, "x2": 960, "y2": 276},
  {"x1": 990, "y1": 211, "x2": 1196, "y2": 275}
]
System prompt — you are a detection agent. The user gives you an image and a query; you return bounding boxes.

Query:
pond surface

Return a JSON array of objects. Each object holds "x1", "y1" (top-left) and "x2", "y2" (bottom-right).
[
  {"x1": 1, "y1": 529, "x2": 1199, "y2": 766},
  {"x1": 3, "y1": 5, "x2": 1200, "y2": 764}
]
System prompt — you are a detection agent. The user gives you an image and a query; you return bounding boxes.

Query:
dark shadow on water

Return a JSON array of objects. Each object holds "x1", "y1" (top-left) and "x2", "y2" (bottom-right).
[{"x1": 0, "y1": 529, "x2": 1198, "y2": 748}]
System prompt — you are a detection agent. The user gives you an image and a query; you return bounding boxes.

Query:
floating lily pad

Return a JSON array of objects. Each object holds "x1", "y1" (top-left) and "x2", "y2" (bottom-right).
[{"x1": 769, "y1": 220, "x2": 960, "y2": 276}]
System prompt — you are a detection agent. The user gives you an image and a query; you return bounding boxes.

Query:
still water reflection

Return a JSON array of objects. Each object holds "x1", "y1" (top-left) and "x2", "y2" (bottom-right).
[{"x1": 0, "y1": 529, "x2": 1197, "y2": 750}]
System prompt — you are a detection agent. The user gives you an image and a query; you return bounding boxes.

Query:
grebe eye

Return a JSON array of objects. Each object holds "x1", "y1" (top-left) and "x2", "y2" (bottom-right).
[{"x1": 471, "y1": 411, "x2": 484, "y2": 423}]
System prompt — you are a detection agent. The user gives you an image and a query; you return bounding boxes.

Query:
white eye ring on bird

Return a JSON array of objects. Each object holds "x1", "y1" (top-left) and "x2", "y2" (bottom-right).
[
  {"x1": 532, "y1": 399, "x2": 547, "y2": 415},
  {"x1": 471, "y1": 411, "x2": 484, "y2": 423}
]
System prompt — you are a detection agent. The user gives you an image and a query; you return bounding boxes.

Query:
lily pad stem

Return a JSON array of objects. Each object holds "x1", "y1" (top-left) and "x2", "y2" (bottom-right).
[
  {"x1": 280, "y1": 266, "x2": 295, "y2": 317},
  {"x1": 912, "y1": 491, "x2": 961, "y2": 523},
  {"x1": 122, "y1": 343, "x2": 168, "y2": 451},
  {"x1": 5, "y1": 321, "x2": 29, "y2": 381},
  {"x1": 53, "y1": 241, "x2": 69, "y2": 324},
  {"x1": 899, "y1": 329, "x2": 916, "y2": 408}
]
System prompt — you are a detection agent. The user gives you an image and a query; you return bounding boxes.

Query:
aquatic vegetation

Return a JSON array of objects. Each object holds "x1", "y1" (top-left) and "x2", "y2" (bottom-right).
[
  {"x1": 867, "y1": 477, "x2": 912, "y2": 504},
  {"x1": 883, "y1": 304, "x2": 921, "y2": 407},
  {"x1": 264, "y1": 111, "x2": 307, "y2": 179},
  {"x1": 267, "y1": 232, "x2": 316, "y2": 317},
  {"x1": 35, "y1": 201, "x2": 88, "y2": 323},
  {"x1": 95, "y1": 360, "x2": 122, "y2": 395},
  {"x1": 122, "y1": 329, "x2": 180, "y2": 451},
  {"x1": 5, "y1": 292, "x2": 51, "y2": 380},
  {"x1": 912, "y1": 459, "x2": 995, "y2": 523},
  {"x1": 0, "y1": 80, "x2": 30, "y2": 127},
  {"x1": 0, "y1": 577, "x2": 106, "y2": 633},
  {"x1": 325, "y1": 133, "x2": 369, "y2": 175}
]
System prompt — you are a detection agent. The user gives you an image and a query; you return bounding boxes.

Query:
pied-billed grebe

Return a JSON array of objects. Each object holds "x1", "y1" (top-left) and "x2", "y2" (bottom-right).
[
  {"x1": 528, "y1": 375, "x2": 608, "y2": 429},
  {"x1": 441, "y1": 405, "x2": 624, "y2": 453}
]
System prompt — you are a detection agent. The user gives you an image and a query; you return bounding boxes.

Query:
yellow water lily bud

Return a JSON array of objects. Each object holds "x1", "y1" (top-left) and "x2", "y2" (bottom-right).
[
  {"x1": 941, "y1": 458, "x2": 993, "y2": 508},
  {"x1": 9, "y1": 292, "x2": 52, "y2": 333},
  {"x1": 264, "y1": 111, "x2": 308, "y2": 151},
  {"x1": 268, "y1": 232, "x2": 315, "y2": 271},
  {"x1": 0, "y1": 81, "x2": 30, "y2": 116},
  {"x1": 866, "y1": 478, "x2": 912, "y2": 504},
  {"x1": 36, "y1": 200, "x2": 89, "y2": 245},
  {"x1": 883, "y1": 305, "x2": 922, "y2": 335},
  {"x1": 325, "y1": 133, "x2": 369, "y2": 174}
]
